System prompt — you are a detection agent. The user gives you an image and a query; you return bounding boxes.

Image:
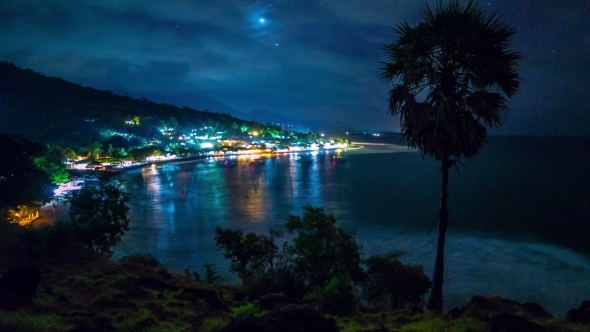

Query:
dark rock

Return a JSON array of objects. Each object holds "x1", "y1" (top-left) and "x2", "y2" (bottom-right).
[
  {"x1": 565, "y1": 301, "x2": 590, "y2": 324},
  {"x1": 263, "y1": 304, "x2": 339, "y2": 332},
  {"x1": 0, "y1": 266, "x2": 41, "y2": 309},
  {"x1": 220, "y1": 315, "x2": 275, "y2": 332},
  {"x1": 134, "y1": 276, "x2": 177, "y2": 291},
  {"x1": 259, "y1": 294, "x2": 299, "y2": 310},
  {"x1": 521, "y1": 302, "x2": 550, "y2": 318},
  {"x1": 460, "y1": 295, "x2": 552, "y2": 321},
  {"x1": 220, "y1": 304, "x2": 339, "y2": 332},
  {"x1": 446, "y1": 307, "x2": 463, "y2": 319},
  {"x1": 181, "y1": 287, "x2": 230, "y2": 312},
  {"x1": 470, "y1": 295, "x2": 488, "y2": 305},
  {"x1": 0, "y1": 266, "x2": 41, "y2": 300},
  {"x1": 489, "y1": 313, "x2": 546, "y2": 332},
  {"x1": 157, "y1": 269, "x2": 172, "y2": 281}
]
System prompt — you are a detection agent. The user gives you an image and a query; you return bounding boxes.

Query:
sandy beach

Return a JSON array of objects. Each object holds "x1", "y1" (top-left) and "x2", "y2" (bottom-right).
[
  {"x1": 347, "y1": 142, "x2": 415, "y2": 154},
  {"x1": 29, "y1": 202, "x2": 69, "y2": 226}
]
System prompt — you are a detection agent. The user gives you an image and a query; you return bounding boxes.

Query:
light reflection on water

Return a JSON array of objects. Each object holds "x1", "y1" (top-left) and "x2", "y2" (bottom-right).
[{"x1": 112, "y1": 141, "x2": 590, "y2": 315}]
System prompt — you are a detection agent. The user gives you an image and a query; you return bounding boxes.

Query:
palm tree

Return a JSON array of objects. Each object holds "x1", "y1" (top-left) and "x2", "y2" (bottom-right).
[
  {"x1": 381, "y1": 0, "x2": 520, "y2": 312},
  {"x1": 86, "y1": 142, "x2": 103, "y2": 161}
]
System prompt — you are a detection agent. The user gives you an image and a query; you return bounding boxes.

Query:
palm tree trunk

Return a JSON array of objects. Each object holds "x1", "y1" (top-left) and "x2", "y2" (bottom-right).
[{"x1": 427, "y1": 158, "x2": 451, "y2": 312}]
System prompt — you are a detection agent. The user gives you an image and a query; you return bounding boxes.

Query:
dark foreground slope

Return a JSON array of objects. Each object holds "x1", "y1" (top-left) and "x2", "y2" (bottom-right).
[{"x1": 1, "y1": 221, "x2": 590, "y2": 332}]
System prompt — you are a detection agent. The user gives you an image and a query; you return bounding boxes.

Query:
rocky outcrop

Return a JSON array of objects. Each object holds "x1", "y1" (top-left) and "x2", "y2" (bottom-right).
[
  {"x1": 445, "y1": 296, "x2": 551, "y2": 332},
  {"x1": 489, "y1": 313, "x2": 546, "y2": 332},
  {"x1": 259, "y1": 294, "x2": 301, "y2": 310},
  {"x1": 451, "y1": 295, "x2": 551, "y2": 321},
  {"x1": 134, "y1": 276, "x2": 229, "y2": 312},
  {"x1": 565, "y1": 301, "x2": 590, "y2": 324},
  {"x1": 0, "y1": 266, "x2": 42, "y2": 309},
  {"x1": 220, "y1": 304, "x2": 339, "y2": 332}
]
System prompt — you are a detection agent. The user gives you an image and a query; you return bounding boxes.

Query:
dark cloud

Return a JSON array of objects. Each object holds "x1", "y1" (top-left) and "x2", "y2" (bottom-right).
[{"x1": 0, "y1": 0, "x2": 588, "y2": 134}]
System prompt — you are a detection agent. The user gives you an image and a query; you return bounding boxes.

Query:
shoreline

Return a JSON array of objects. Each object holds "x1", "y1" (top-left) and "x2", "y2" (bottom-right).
[{"x1": 72, "y1": 142, "x2": 412, "y2": 178}]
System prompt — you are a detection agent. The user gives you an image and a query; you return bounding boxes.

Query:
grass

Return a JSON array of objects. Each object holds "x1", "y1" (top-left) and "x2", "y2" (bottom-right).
[
  {"x1": 200, "y1": 315, "x2": 233, "y2": 332},
  {"x1": 0, "y1": 313, "x2": 70, "y2": 332},
  {"x1": 0, "y1": 221, "x2": 584, "y2": 332},
  {"x1": 233, "y1": 301, "x2": 268, "y2": 317}
]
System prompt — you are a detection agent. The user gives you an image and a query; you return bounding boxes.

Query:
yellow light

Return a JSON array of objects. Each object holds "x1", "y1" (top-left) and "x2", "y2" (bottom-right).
[{"x1": 252, "y1": 131, "x2": 259, "y2": 136}]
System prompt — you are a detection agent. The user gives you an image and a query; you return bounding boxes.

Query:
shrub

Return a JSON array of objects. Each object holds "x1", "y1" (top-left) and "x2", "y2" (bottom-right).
[
  {"x1": 216, "y1": 206, "x2": 363, "y2": 307},
  {"x1": 363, "y1": 252, "x2": 431, "y2": 309},
  {"x1": 29, "y1": 184, "x2": 130, "y2": 257},
  {"x1": 214, "y1": 226, "x2": 292, "y2": 295},
  {"x1": 67, "y1": 184, "x2": 130, "y2": 255},
  {"x1": 285, "y1": 206, "x2": 364, "y2": 290},
  {"x1": 36, "y1": 219, "x2": 76, "y2": 253},
  {"x1": 120, "y1": 253, "x2": 163, "y2": 269},
  {"x1": 203, "y1": 262, "x2": 223, "y2": 284},
  {"x1": 304, "y1": 273, "x2": 357, "y2": 316}
]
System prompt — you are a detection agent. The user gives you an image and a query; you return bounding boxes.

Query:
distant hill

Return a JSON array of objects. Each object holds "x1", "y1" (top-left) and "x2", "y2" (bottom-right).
[
  {"x1": 117, "y1": 90, "x2": 250, "y2": 120},
  {"x1": 0, "y1": 61, "x2": 257, "y2": 148}
]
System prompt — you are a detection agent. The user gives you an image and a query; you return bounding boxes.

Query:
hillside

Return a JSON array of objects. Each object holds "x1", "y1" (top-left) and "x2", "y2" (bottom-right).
[{"x1": 0, "y1": 61, "x2": 257, "y2": 149}]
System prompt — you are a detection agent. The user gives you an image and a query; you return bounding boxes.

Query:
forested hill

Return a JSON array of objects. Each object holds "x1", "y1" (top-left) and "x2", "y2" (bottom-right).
[{"x1": 0, "y1": 61, "x2": 256, "y2": 148}]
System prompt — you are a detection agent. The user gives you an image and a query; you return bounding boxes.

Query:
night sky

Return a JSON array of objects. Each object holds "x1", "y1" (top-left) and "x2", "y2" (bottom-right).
[{"x1": 1, "y1": 1, "x2": 588, "y2": 135}]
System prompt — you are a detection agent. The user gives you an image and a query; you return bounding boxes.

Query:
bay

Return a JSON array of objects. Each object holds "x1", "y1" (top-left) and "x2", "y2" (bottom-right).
[{"x1": 112, "y1": 136, "x2": 590, "y2": 315}]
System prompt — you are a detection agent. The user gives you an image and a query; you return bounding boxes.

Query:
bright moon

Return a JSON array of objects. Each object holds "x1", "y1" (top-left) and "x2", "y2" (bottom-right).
[{"x1": 259, "y1": 18, "x2": 265, "y2": 23}]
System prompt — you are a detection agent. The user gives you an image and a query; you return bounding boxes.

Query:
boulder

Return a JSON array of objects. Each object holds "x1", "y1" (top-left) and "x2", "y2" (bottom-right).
[
  {"x1": 565, "y1": 300, "x2": 590, "y2": 323},
  {"x1": 445, "y1": 307, "x2": 463, "y2": 319},
  {"x1": 259, "y1": 294, "x2": 300, "y2": 310},
  {"x1": 157, "y1": 269, "x2": 172, "y2": 281},
  {"x1": 489, "y1": 313, "x2": 546, "y2": 332},
  {"x1": 0, "y1": 266, "x2": 41, "y2": 308},
  {"x1": 134, "y1": 276, "x2": 177, "y2": 291},
  {"x1": 220, "y1": 304, "x2": 339, "y2": 332},
  {"x1": 521, "y1": 302, "x2": 550, "y2": 318},
  {"x1": 459, "y1": 296, "x2": 552, "y2": 321}
]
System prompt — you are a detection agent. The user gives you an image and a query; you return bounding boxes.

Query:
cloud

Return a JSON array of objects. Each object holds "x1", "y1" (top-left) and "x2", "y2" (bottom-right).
[{"x1": 0, "y1": 0, "x2": 588, "y2": 133}]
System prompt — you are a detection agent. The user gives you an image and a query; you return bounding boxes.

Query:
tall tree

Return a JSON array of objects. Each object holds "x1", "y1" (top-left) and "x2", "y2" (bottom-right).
[
  {"x1": 381, "y1": 0, "x2": 520, "y2": 312},
  {"x1": 34, "y1": 145, "x2": 70, "y2": 185},
  {"x1": 0, "y1": 134, "x2": 55, "y2": 219},
  {"x1": 68, "y1": 184, "x2": 130, "y2": 255}
]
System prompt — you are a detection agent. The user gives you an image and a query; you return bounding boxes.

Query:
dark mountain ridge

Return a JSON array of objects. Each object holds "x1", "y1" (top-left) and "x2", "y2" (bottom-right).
[{"x1": 0, "y1": 61, "x2": 256, "y2": 148}]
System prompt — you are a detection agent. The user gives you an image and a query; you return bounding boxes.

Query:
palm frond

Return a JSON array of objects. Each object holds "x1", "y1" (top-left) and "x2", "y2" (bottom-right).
[{"x1": 381, "y1": 0, "x2": 520, "y2": 160}]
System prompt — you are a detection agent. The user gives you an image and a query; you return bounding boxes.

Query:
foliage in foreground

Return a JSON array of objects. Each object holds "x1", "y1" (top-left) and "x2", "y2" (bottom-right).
[
  {"x1": 215, "y1": 205, "x2": 430, "y2": 314},
  {"x1": 31, "y1": 184, "x2": 130, "y2": 256},
  {"x1": 66, "y1": 183, "x2": 130, "y2": 255},
  {"x1": 363, "y1": 251, "x2": 431, "y2": 309},
  {"x1": 0, "y1": 133, "x2": 55, "y2": 220}
]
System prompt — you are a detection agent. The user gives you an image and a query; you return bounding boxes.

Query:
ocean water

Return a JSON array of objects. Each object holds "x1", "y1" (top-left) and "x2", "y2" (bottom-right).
[{"x1": 111, "y1": 136, "x2": 590, "y2": 315}]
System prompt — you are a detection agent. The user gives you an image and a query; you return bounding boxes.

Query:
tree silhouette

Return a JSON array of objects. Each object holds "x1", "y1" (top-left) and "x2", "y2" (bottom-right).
[{"x1": 381, "y1": 0, "x2": 520, "y2": 312}]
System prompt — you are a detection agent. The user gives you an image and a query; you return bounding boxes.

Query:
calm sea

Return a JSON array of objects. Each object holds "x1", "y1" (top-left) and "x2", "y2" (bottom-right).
[{"x1": 111, "y1": 136, "x2": 590, "y2": 315}]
